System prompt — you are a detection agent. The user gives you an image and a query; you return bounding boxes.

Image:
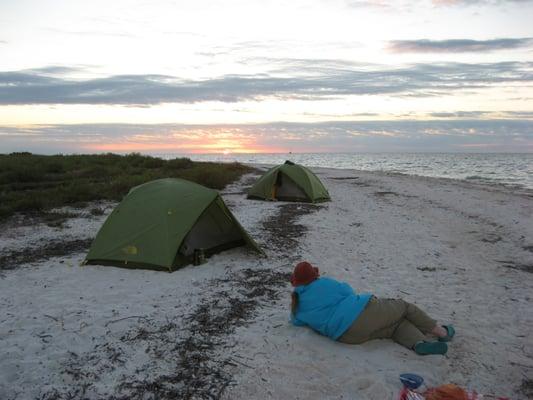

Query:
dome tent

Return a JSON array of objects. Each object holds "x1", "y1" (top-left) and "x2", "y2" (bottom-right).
[
  {"x1": 247, "y1": 161, "x2": 330, "y2": 203},
  {"x1": 85, "y1": 178, "x2": 262, "y2": 272}
]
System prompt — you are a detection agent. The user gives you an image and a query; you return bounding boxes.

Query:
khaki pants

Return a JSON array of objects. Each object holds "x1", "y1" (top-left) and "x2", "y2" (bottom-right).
[{"x1": 338, "y1": 297, "x2": 437, "y2": 349}]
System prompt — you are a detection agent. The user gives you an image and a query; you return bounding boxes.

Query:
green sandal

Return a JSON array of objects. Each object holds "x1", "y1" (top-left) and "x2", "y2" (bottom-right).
[
  {"x1": 414, "y1": 341, "x2": 448, "y2": 355},
  {"x1": 438, "y1": 325, "x2": 455, "y2": 342}
]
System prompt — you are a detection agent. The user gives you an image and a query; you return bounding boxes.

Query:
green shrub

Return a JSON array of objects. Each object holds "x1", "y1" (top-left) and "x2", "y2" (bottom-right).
[
  {"x1": 8, "y1": 167, "x2": 44, "y2": 183},
  {"x1": 44, "y1": 162, "x2": 65, "y2": 174},
  {"x1": 60, "y1": 183, "x2": 96, "y2": 203},
  {"x1": 0, "y1": 205, "x2": 12, "y2": 219},
  {"x1": 79, "y1": 165, "x2": 110, "y2": 179},
  {"x1": 123, "y1": 152, "x2": 145, "y2": 167},
  {"x1": 166, "y1": 157, "x2": 194, "y2": 170},
  {"x1": 0, "y1": 153, "x2": 252, "y2": 220},
  {"x1": 142, "y1": 157, "x2": 165, "y2": 169},
  {"x1": 13, "y1": 196, "x2": 45, "y2": 212},
  {"x1": 181, "y1": 164, "x2": 249, "y2": 190}
]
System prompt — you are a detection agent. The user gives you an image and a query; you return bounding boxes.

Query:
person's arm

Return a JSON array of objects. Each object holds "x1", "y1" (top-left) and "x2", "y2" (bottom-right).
[
  {"x1": 338, "y1": 281, "x2": 356, "y2": 296},
  {"x1": 290, "y1": 314, "x2": 306, "y2": 326},
  {"x1": 289, "y1": 291, "x2": 306, "y2": 326}
]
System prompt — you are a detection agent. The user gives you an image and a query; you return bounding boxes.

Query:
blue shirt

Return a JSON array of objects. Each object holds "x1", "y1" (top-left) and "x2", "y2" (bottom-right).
[{"x1": 291, "y1": 277, "x2": 372, "y2": 340}]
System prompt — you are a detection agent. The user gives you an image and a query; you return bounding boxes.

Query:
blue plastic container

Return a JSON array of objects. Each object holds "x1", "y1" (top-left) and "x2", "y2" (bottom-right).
[{"x1": 399, "y1": 373, "x2": 424, "y2": 390}]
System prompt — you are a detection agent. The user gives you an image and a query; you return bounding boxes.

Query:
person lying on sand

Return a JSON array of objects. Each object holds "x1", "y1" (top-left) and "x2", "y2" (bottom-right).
[{"x1": 290, "y1": 261, "x2": 455, "y2": 355}]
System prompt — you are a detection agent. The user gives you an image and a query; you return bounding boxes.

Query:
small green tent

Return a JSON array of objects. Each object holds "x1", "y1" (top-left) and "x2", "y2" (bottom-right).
[
  {"x1": 85, "y1": 178, "x2": 262, "y2": 272},
  {"x1": 247, "y1": 161, "x2": 330, "y2": 203}
]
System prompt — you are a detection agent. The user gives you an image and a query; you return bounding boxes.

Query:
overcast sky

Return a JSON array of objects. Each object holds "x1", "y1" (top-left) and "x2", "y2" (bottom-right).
[{"x1": 1, "y1": 0, "x2": 532, "y2": 153}]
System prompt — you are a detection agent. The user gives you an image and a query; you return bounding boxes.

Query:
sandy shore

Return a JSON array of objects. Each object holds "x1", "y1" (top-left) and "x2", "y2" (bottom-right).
[{"x1": 1, "y1": 167, "x2": 532, "y2": 400}]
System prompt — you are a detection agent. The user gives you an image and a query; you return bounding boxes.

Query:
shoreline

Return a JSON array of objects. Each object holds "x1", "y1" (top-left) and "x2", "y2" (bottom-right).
[
  {"x1": 1, "y1": 166, "x2": 532, "y2": 399},
  {"x1": 181, "y1": 152, "x2": 533, "y2": 192},
  {"x1": 249, "y1": 162, "x2": 533, "y2": 197}
]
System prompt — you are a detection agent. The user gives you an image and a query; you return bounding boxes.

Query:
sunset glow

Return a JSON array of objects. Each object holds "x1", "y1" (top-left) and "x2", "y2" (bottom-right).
[
  {"x1": 0, "y1": 0, "x2": 532, "y2": 153},
  {"x1": 84, "y1": 133, "x2": 282, "y2": 154}
]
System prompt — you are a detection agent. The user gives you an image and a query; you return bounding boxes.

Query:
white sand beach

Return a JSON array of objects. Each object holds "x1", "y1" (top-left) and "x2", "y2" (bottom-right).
[{"x1": 1, "y1": 166, "x2": 532, "y2": 400}]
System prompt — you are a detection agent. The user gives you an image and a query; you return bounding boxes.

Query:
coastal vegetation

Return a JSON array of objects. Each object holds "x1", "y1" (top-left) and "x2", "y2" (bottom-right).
[{"x1": 0, "y1": 152, "x2": 252, "y2": 220}]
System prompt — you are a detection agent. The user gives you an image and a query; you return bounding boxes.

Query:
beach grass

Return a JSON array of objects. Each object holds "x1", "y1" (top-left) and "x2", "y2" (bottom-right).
[{"x1": 0, "y1": 152, "x2": 252, "y2": 220}]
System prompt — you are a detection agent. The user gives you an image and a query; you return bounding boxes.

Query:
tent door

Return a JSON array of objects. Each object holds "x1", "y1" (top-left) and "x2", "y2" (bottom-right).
[
  {"x1": 179, "y1": 201, "x2": 243, "y2": 257},
  {"x1": 275, "y1": 173, "x2": 308, "y2": 201}
]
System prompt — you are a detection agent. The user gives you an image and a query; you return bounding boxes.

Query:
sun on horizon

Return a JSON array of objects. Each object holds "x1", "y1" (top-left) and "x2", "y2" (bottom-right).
[{"x1": 0, "y1": 0, "x2": 532, "y2": 154}]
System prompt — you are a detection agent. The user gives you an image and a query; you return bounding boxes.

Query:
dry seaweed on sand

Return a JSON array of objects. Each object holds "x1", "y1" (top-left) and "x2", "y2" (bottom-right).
[
  {"x1": 31, "y1": 186, "x2": 320, "y2": 400},
  {"x1": 330, "y1": 176, "x2": 360, "y2": 180},
  {"x1": 520, "y1": 378, "x2": 533, "y2": 399},
  {"x1": 113, "y1": 268, "x2": 290, "y2": 400},
  {"x1": 0, "y1": 238, "x2": 93, "y2": 270},
  {"x1": 261, "y1": 203, "x2": 323, "y2": 252},
  {"x1": 39, "y1": 268, "x2": 290, "y2": 400},
  {"x1": 497, "y1": 260, "x2": 533, "y2": 274}
]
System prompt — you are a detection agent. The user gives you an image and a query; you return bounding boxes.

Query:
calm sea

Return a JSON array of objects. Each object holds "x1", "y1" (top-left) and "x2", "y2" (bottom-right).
[{"x1": 160, "y1": 153, "x2": 533, "y2": 191}]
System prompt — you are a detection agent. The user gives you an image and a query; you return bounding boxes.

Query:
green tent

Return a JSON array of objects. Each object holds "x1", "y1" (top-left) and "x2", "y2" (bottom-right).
[
  {"x1": 85, "y1": 178, "x2": 262, "y2": 272},
  {"x1": 247, "y1": 161, "x2": 330, "y2": 203}
]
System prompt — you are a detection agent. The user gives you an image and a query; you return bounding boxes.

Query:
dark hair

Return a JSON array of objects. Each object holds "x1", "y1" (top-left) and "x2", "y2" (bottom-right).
[{"x1": 291, "y1": 292, "x2": 299, "y2": 315}]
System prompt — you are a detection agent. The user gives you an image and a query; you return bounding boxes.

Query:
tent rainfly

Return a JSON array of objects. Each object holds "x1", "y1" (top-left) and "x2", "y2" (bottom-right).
[
  {"x1": 247, "y1": 160, "x2": 330, "y2": 203},
  {"x1": 85, "y1": 178, "x2": 262, "y2": 271}
]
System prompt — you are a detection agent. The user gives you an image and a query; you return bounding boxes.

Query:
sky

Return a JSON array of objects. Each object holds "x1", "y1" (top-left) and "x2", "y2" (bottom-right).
[{"x1": 0, "y1": 0, "x2": 532, "y2": 154}]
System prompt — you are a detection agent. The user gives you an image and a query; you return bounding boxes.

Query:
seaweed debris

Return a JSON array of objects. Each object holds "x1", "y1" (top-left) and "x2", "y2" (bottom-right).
[
  {"x1": 40, "y1": 268, "x2": 290, "y2": 400},
  {"x1": 261, "y1": 203, "x2": 323, "y2": 253},
  {"x1": 0, "y1": 238, "x2": 93, "y2": 270}
]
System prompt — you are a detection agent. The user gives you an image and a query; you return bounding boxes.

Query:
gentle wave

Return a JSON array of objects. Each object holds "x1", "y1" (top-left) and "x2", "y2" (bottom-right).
[{"x1": 159, "y1": 153, "x2": 533, "y2": 191}]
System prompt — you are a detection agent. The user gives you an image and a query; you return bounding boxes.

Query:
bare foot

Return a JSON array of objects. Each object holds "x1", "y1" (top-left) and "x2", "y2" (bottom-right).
[{"x1": 431, "y1": 325, "x2": 447, "y2": 338}]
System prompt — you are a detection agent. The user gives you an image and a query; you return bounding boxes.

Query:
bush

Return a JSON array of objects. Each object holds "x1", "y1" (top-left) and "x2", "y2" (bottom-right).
[
  {"x1": 0, "y1": 153, "x2": 252, "y2": 220},
  {"x1": 64, "y1": 184, "x2": 92, "y2": 203},
  {"x1": 13, "y1": 197, "x2": 45, "y2": 212},
  {"x1": 142, "y1": 157, "x2": 165, "y2": 169},
  {"x1": 181, "y1": 163, "x2": 250, "y2": 190},
  {"x1": 123, "y1": 153, "x2": 145, "y2": 167},
  {"x1": 166, "y1": 157, "x2": 194, "y2": 170},
  {"x1": 0, "y1": 206, "x2": 12, "y2": 219},
  {"x1": 45, "y1": 162, "x2": 65, "y2": 174},
  {"x1": 79, "y1": 165, "x2": 110, "y2": 179},
  {"x1": 9, "y1": 167, "x2": 45, "y2": 183}
]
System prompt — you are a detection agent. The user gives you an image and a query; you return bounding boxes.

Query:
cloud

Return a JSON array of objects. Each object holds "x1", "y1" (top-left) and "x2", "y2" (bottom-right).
[
  {"x1": 429, "y1": 111, "x2": 491, "y2": 118},
  {"x1": 0, "y1": 61, "x2": 532, "y2": 105},
  {"x1": 429, "y1": 111, "x2": 533, "y2": 119},
  {"x1": 197, "y1": 41, "x2": 364, "y2": 61},
  {"x1": 44, "y1": 27, "x2": 136, "y2": 39},
  {"x1": 504, "y1": 111, "x2": 533, "y2": 118},
  {"x1": 1, "y1": 119, "x2": 531, "y2": 154},
  {"x1": 345, "y1": 0, "x2": 533, "y2": 11},
  {"x1": 388, "y1": 38, "x2": 533, "y2": 53},
  {"x1": 433, "y1": 0, "x2": 533, "y2": 6},
  {"x1": 25, "y1": 66, "x2": 87, "y2": 76},
  {"x1": 197, "y1": 40, "x2": 285, "y2": 58},
  {"x1": 345, "y1": 0, "x2": 392, "y2": 8}
]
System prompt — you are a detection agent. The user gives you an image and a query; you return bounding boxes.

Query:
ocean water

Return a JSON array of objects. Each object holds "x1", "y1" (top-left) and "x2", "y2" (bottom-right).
[{"x1": 161, "y1": 153, "x2": 533, "y2": 191}]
